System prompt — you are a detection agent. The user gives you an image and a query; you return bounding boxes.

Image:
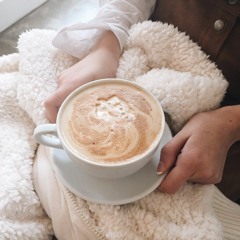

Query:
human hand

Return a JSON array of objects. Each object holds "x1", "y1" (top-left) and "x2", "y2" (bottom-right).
[
  {"x1": 44, "y1": 31, "x2": 121, "y2": 122},
  {"x1": 157, "y1": 106, "x2": 240, "y2": 194}
]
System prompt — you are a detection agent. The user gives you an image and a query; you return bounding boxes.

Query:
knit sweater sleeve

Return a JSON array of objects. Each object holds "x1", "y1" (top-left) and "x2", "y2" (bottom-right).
[{"x1": 52, "y1": 0, "x2": 156, "y2": 58}]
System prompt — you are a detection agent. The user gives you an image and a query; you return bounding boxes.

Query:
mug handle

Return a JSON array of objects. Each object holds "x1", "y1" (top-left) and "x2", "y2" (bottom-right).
[{"x1": 34, "y1": 124, "x2": 63, "y2": 149}]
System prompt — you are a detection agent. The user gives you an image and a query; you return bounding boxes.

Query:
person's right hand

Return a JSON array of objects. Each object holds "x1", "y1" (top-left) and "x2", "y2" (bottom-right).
[{"x1": 44, "y1": 30, "x2": 121, "y2": 123}]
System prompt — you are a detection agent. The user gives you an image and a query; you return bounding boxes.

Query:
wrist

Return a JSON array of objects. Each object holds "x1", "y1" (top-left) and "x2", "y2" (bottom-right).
[
  {"x1": 217, "y1": 105, "x2": 240, "y2": 143},
  {"x1": 92, "y1": 31, "x2": 121, "y2": 79},
  {"x1": 93, "y1": 30, "x2": 121, "y2": 62}
]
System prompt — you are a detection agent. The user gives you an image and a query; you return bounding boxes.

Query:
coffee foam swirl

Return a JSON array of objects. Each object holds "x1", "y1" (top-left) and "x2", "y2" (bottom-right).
[{"x1": 62, "y1": 83, "x2": 162, "y2": 163}]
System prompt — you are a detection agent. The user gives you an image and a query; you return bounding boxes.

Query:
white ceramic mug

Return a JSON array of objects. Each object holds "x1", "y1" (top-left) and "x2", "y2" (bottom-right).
[{"x1": 34, "y1": 79, "x2": 165, "y2": 179}]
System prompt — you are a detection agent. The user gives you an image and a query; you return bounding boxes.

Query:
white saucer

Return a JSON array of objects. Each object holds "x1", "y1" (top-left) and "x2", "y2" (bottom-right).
[{"x1": 50, "y1": 123, "x2": 172, "y2": 205}]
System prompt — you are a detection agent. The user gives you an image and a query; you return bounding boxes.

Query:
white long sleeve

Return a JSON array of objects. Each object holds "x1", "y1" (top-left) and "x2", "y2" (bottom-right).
[{"x1": 52, "y1": 0, "x2": 156, "y2": 58}]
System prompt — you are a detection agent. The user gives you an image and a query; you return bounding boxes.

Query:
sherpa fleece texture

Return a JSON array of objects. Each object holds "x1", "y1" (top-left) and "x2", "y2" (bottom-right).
[
  {"x1": 0, "y1": 20, "x2": 229, "y2": 239},
  {"x1": 0, "y1": 57, "x2": 53, "y2": 239}
]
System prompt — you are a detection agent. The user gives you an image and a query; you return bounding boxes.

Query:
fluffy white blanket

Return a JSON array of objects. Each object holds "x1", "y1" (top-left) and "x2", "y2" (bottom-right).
[{"x1": 0, "y1": 21, "x2": 229, "y2": 239}]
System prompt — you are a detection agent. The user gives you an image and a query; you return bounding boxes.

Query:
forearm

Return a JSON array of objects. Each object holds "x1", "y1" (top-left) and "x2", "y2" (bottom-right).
[{"x1": 91, "y1": 30, "x2": 121, "y2": 78}]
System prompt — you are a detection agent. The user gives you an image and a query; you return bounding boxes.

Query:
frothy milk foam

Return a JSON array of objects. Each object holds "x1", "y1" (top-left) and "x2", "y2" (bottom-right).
[{"x1": 60, "y1": 81, "x2": 163, "y2": 164}]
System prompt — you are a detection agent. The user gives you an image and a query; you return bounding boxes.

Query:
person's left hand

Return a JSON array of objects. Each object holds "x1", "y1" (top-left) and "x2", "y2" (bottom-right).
[
  {"x1": 157, "y1": 107, "x2": 240, "y2": 194},
  {"x1": 44, "y1": 30, "x2": 121, "y2": 123}
]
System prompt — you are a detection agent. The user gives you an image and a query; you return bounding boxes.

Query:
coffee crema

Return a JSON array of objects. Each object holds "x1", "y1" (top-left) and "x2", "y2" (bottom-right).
[{"x1": 61, "y1": 81, "x2": 163, "y2": 164}]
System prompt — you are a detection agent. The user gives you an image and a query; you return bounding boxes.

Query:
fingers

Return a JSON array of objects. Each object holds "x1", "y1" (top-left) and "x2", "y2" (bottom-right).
[
  {"x1": 44, "y1": 85, "x2": 74, "y2": 123},
  {"x1": 157, "y1": 132, "x2": 188, "y2": 174},
  {"x1": 158, "y1": 152, "x2": 222, "y2": 194},
  {"x1": 44, "y1": 100, "x2": 58, "y2": 123},
  {"x1": 156, "y1": 131, "x2": 191, "y2": 194},
  {"x1": 156, "y1": 133, "x2": 222, "y2": 194},
  {"x1": 158, "y1": 158, "x2": 193, "y2": 194}
]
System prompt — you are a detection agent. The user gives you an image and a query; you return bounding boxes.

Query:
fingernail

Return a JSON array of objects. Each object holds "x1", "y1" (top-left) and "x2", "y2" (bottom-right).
[{"x1": 157, "y1": 162, "x2": 164, "y2": 175}]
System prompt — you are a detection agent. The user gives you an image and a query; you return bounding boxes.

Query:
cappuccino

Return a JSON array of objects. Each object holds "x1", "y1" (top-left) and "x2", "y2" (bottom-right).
[{"x1": 60, "y1": 81, "x2": 163, "y2": 164}]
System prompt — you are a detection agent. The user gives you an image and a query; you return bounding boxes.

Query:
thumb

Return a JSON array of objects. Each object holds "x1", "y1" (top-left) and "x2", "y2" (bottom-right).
[{"x1": 157, "y1": 132, "x2": 188, "y2": 174}]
